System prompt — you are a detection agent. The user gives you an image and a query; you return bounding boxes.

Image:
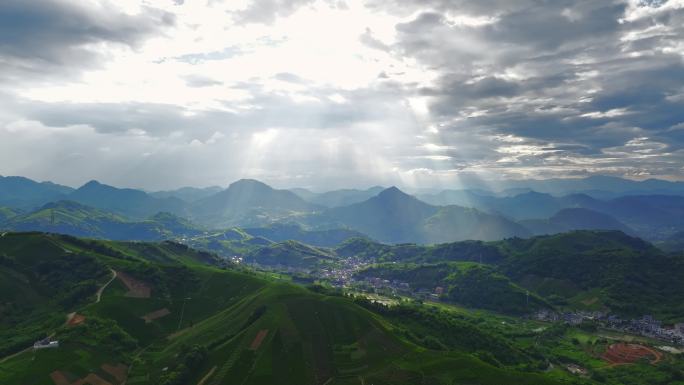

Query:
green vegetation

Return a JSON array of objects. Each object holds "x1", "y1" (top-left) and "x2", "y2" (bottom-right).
[
  {"x1": 357, "y1": 262, "x2": 549, "y2": 314},
  {"x1": 499, "y1": 231, "x2": 684, "y2": 320},
  {"x1": 0, "y1": 232, "x2": 574, "y2": 385},
  {"x1": 0, "y1": 206, "x2": 20, "y2": 223},
  {"x1": 243, "y1": 223, "x2": 367, "y2": 247},
  {"x1": 343, "y1": 230, "x2": 684, "y2": 320},
  {"x1": 244, "y1": 240, "x2": 336, "y2": 268}
]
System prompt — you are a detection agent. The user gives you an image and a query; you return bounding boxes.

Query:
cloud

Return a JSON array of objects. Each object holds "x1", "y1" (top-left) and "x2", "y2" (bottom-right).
[
  {"x1": 0, "y1": 0, "x2": 174, "y2": 82},
  {"x1": 1, "y1": 0, "x2": 684, "y2": 188}
]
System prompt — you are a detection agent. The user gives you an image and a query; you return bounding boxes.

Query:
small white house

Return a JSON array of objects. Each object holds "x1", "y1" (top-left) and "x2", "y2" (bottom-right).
[{"x1": 33, "y1": 338, "x2": 59, "y2": 350}]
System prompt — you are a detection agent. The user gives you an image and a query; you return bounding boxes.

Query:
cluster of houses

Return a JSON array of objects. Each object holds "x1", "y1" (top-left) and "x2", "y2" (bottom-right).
[
  {"x1": 356, "y1": 276, "x2": 411, "y2": 293},
  {"x1": 353, "y1": 276, "x2": 449, "y2": 301},
  {"x1": 317, "y1": 257, "x2": 373, "y2": 287},
  {"x1": 533, "y1": 310, "x2": 684, "y2": 344}
]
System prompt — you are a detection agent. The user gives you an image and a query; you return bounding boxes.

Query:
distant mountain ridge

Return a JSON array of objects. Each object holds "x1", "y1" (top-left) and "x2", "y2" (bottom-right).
[
  {"x1": 191, "y1": 179, "x2": 320, "y2": 227},
  {"x1": 150, "y1": 186, "x2": 223, "y2": 202},
  {"x1": 1, "y1": 200, "x2": 203, "y2": 241},
  {"x1": 521, "y1": 208, "x2": 634, "y2": 236},
  {"x1": 291, "y1": 186, "x2": 385, "y2": 207},
  {"x1": 315, "y1": 187, "x2": 529, "y2": 243},
  {"x1": 0, "y1": 175, "x2": 73, "y2": 209},
  {"x1": 69, "y1": 180, "x2": 190, "y2": 219},
  {"x1": 3, "y1": 174, "x2": 684, "y2": 243}
]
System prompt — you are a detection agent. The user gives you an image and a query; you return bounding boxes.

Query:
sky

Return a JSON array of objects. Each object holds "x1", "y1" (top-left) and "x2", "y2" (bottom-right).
[{"x1": 0, "y1": 0, "x2": 683, "y2": 190}]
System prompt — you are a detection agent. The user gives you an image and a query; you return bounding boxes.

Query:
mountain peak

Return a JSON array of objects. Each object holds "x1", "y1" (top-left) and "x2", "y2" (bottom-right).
[
  {"x1": 378, "y1": 186, "x2": 406, "y2": 197},
  {"x1": 228, "y1": 179, "x2": 272, "y2": 190},
  {"x1": 80, "y1": 180, "x2": 104, "y2": 189}
]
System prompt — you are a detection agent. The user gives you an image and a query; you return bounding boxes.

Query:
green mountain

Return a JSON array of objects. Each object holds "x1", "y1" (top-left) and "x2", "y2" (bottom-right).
[
  {"x1": 244, "y1": 240, "x2": 337, "y2": 268},
  {"x1": 0, "y1": 207, "x2": 21, "y2": 223},
  {"x1": 498, "y1": 231, "x2": 684, "y2": 319},
  {"x1": 0, "y1": 232, "x2": 563, "y2": 385},
  {"x1": 521, "y1": 208, "x2": 634, "y2": 236},
  {"x1": 0, "y1": 175, "x2": 73, "y2": 209},
  {"x1": 243, "y1": 223, "x2": 368, "y2": 247},
  {"x1": 341, "y1": 231, "x2": 684, "y2": 320},
  {"x1": 2, "y1": 201, "x2": 204, "y2": 241},
  {"x1": 191, "y1": 179, "x2": 320, "y2": 228},
  {"x1": 320, "y1": 187, "x2": 436, "y2": 243},
  {"x1": 320, "y1": 187, "x2": 529, "y2": 244},
  {"x1": 70, "y1": 180, "x2": 190, "y2": 220},
  {"x1": 357, "y1": 262, "x2": 549, "y2": 314}
]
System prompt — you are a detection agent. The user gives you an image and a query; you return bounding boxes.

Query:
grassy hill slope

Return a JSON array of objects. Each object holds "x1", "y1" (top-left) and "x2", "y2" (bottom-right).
[
  {"x1": 357, "y1": 262, "x2": 550, "y2": 314},
  {"x1": 0, "y1": 232, "x2": 565, "y2": 385}
]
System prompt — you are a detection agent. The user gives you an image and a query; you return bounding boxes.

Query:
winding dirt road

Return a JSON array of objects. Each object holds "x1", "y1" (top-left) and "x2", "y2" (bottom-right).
[{"x1": 96, "y1": 269, "x2": 118, "y2": 303}]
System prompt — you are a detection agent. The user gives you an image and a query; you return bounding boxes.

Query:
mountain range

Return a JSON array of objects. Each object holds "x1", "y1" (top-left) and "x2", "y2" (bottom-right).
[{"x1": 2, "y1": 175, "x2": 684, "y2": 245}]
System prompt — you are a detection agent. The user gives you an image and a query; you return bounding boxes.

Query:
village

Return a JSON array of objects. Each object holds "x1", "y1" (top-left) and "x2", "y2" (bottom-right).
[
  {"x1": 533, "y1": 309, "x2": 684, "y2": 345},
  {"x1": 230, "y1": 253, "x2": 684, "y2": 349}
]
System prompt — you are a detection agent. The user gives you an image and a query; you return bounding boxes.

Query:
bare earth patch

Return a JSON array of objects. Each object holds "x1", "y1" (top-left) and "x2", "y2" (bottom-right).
[
  {"x1": 67, "y1": 314, "x2": 86, "y2": 327},
  {"x1": 249, "y1": 329, "x2": 269, "y2": 350},
  {"x1": 101, "y1": 363, "x2": 128, "y2": 384},
  {"x1": 141, "y1": 308, "x2": 171, "y2": 323},
  {"x1": 116, "y1": 271, "x2": 152, "y2": 298},
  {"x1": 602, "y1": 343, "x2": 663, "y2": 365},
  {"x1": 50, "y1": 370, "x2": 71, "y2": 385},
  {"x1": 72, "y1": 373, "x2": 113, "y2": 385}
]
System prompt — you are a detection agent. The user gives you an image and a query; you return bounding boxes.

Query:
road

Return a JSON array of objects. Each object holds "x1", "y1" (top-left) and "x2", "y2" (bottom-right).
[{"x1": 96, "y1": 269, "x2": 117, "y2": 303}]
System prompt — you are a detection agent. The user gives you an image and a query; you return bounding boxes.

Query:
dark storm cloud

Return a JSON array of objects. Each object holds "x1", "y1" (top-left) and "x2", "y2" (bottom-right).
[
  {"x1": 0, "y1": 0, "x2": 174, "y2": 81},
  {"x1": 380, "y1": 0, "x2": 684, "y2": 175}
]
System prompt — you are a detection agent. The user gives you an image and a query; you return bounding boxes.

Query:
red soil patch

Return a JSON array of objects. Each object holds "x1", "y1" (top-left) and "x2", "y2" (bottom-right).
[
  {"x1": 50, "y1": 371, "x2": 71, "y2": 385},
  {"x1": 67, "y1": 314, "x2": 86, "y2": 327},
  {"x1": 249, "y1": 329, "x2": 269, "y2": 350},
  {"x1": 602, "y1": 343, "x2": 663, "y2": 365},
  {"x1": 116, "y1": 271, "x2": 151, "y2": 298},
  {"x1": 71, "y1": 373, "x2": 113, "y2": 385},
  {"x1": 101, "y1": 363, "x2": 128, "y2": 384},
  {"x1": 141, "y1": 308, "x2": 171, "y2": 323}
]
